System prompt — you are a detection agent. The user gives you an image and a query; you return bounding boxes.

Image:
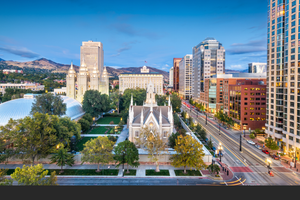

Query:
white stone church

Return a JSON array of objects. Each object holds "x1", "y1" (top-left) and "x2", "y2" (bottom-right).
[{"x1": 128, "y1": 82, "x2": 174, "y2": 144}]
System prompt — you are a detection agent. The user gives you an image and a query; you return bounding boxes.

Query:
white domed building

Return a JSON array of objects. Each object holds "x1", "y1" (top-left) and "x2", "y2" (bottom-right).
[{"x1": 0, "y1": 93, "x2": 85, "y2": 126}]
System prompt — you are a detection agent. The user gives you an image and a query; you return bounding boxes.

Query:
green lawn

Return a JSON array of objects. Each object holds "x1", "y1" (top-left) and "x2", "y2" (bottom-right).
[
  {"x1": 76, "y1": 137, "x2": 94, "y2": 151},
  {"x1": 146, "y1": 170, "x2": 170, "y2": 176},
  {"x1": 97, "y1": 117, "x2": 121, "y2": 124},
  {"x1": 174, "y1": 170, "x2": 202, "y2": 176},
  {"x1": 88, "y1": 126, "x2": 113, "y2": 134},
  {"x1": 4, "y1": 169, "x2": 119, "y2": 176},
  {"x1": 123, "y1": 169, "x2": 137, "y2": 176}
]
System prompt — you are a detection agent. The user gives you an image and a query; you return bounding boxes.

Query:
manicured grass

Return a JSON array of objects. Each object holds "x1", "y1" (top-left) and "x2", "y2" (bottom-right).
[
  {"x1": 145, "y1": 169, "x2": 170, "y2": 176},
  {"x1": 88, "y1": 126, "x2": 113, "y2": 134},
  {"x1": 123, "y1": 169, "x2": 137, "y2": 176},
  {"x1": 76, "y1": 137, "x2": 94, "y2": 151},
  {"x1": 174, "y1": 170, "x2": 202, "y2": 176},
  {"x1": 97, "y1": 117, "x2": 121, "y2": 124}
]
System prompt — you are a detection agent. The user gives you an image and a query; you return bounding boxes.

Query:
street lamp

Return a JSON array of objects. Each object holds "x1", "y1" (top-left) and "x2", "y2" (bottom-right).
[
  {"x1": 243, "y1": 126, "x2": 246, "y2": 137},
  {"x1": 219, "y1": 122, "x2": 220, "y2": 135},
  {"x1": 240, "y1": 132, "x2": 242, "y2": 152},
  {"x1": 218, "y1": 143, "x2": 223, "y2": 162},
  {"x1": 292, "y1": 147, "x2": 297, "y2": 168},
  {"x1": 266, "y1": 158, "x2": 272, "y2": 173}
]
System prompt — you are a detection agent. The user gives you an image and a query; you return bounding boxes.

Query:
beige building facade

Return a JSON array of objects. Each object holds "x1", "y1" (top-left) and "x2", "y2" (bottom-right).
[
  {"x1": 66, "y1": 41, "x2": 109, "y2": 103},
  {"x1": 0, "y1": 83, "x2": 44, "y2": 95},
  {"x1": 119, "y1": 66, "x2": 163, "y2": 95},
  {"x1": 179, "y1": 54, "x2": 193, "y2": 100}
]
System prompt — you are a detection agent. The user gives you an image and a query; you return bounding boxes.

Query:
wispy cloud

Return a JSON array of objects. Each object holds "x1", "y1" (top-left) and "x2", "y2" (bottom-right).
[
  {"x1": 0, "y1": 46, "x2": 39, "y2": 58},
  {"x1": 227, "y1": 38, "x2": 267, "y2": 55},
  {"x1": 110, "y1": 40, "x2": 140, "y2": 57},
  {"x1": 109, "y1": 23, "x2": 161, "y2": 40}
]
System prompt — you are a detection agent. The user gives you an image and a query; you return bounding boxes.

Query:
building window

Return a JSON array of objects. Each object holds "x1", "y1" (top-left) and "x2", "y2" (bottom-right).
[
  {"x1": 244, "y1": 93, "x2": 248, "y2": 95},
  {"x1": 163, "y1": 131, "x2": 168, "y2": 138},
  {"x1": 135, "y1": 131, "x2": 139, "y2": 137}
]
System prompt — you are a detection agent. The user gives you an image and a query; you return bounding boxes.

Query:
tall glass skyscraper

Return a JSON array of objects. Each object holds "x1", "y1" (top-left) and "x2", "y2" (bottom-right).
[
  {"x1": 192, "y1": 38, "x2": 225, "y2": 103},
  {"x1": 266, "y1": 0, "x2": 300, "y2": 158}
]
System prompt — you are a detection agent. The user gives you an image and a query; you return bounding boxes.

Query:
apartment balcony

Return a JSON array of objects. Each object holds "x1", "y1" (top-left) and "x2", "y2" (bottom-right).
[{"x1": 274, "y1": 133, "x2": 283, "y2": 139}]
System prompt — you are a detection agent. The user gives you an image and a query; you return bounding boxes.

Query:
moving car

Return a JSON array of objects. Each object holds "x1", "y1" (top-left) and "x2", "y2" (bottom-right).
[
  {"x1": 271, "y1": 154, "x2": 279, "y2": 160},
  {"x1": 262, "y1": 149, "x2": 270, "y2": 154},
  {"x1": 255, "y1": 144, "x2": 262, "y2": 149}
]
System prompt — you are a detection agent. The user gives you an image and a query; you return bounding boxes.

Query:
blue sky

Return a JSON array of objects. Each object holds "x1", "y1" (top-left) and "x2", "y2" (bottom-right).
[{"x1": 0, "y1": 0, "x2": 268, "y2": 71}]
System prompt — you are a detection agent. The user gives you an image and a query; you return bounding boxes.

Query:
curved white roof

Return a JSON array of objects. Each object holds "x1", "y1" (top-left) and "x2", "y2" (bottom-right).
[{"x1": 0, "y1": 95, "x2": 85, "y2": 126}]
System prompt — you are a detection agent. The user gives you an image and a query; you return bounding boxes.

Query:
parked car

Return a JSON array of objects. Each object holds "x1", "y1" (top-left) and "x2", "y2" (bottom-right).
[
  {"x1": 247, "y1": 140, "x2": 255, "y2": 145},
  {"x1": 271, "y1": 154, "x2": 279, "y2": 160},
  {"x1": 262, "y1": 149, "x2": 270, "y2": 154},
  {"x1": 255, "y1": 144, "x2": 262, "y2": 149}
]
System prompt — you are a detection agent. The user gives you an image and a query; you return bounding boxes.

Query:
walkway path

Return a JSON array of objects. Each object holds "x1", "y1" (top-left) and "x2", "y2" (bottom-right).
[
  {"x1": 115, "y1": 125, "x2": 129, "y2": 146},
  {"x1": 92, "y1": 124, "x2": 118, "y2": 127},
  {"x1": 81, "y1": 134, "x2": 120, "y2": 137}
]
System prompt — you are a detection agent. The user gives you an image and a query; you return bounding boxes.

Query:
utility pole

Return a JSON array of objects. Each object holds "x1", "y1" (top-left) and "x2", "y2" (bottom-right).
[{"x1": 240, "y1": 134, "x2": 242, "y2": 152}]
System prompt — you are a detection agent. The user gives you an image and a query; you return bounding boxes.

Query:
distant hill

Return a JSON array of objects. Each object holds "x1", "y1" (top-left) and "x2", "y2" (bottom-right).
[
  {"x1": 0, "y1": 58, "x2": 169, "y2": 80},
  {"x1": 0, "y1": 58, "x2": 79, "y2": 72}
]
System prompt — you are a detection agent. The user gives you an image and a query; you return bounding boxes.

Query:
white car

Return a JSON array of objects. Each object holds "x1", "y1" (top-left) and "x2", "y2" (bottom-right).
[{"x1": 247, "y1": 140, "x2": 255, "y2": 145}]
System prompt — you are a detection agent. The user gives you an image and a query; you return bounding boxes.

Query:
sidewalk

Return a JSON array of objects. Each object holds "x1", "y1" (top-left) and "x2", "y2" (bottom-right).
[
  {"x1": 279, "y1": 156, "x2": 300, "y2": 173},
  {"x1": 92, "y1": 124, "x2": 118, "y2": 127}
]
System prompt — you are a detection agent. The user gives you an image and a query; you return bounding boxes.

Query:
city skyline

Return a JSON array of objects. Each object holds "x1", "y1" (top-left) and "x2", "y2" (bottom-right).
[{"x1": 0, "y1": 0, "x2": 267, "y2": 72}]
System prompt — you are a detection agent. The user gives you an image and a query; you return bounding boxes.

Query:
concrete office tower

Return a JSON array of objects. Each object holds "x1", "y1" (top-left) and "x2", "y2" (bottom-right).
[
  {"x1": 169, "y1": 67, "x2": 173, "y2": 87},
  {"x1": 266, "y1": 0, "x2": 300, "y2": 157},
  {"x1": 173, "y1": 58, "x2": 182, "y2": 92},
  {"x1": 179, "y1": 54, "x2": 193, "y2": 100},
  {"x1": 248, "y1": 63, "x2": 267, "y2": 73},
  {"x1": 192, "y1": 37, "x2": 225, "y2": 103},
  {"x1": 80, "y1": 41, "x2": 104, "y2": 76},
  {"x1": 90, "y1": 63, "x2": 100, "y2": 91}
]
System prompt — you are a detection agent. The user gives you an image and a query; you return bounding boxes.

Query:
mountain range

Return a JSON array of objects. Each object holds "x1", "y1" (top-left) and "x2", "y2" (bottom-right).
[
  {"x1": 0, "y1": 58, "x2": 170, "y2": 80},
  {"x1": 0, "y1": 58, "x2": 248, "y2": 80}
]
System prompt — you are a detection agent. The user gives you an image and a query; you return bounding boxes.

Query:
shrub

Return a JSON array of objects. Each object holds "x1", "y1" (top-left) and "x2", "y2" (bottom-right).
[{"x1": 249, "y1": 133, "x2": 255, "y2": 139}]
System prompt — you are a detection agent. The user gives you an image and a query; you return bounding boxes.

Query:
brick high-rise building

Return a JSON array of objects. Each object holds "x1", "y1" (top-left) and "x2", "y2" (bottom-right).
[{"x1": 173, "y1": 58, "x2": 182, "y2": 92}]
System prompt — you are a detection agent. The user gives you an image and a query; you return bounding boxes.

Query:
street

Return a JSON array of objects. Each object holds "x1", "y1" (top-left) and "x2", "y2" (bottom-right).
[{"x1": 181, "y1": 102, "x2": 300, "y2": 185}]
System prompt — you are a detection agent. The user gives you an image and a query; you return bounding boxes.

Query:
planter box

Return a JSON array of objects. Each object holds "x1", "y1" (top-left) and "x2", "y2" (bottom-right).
[{"x1": 207, "y1": 174, "x2": 223, "y2": 181}]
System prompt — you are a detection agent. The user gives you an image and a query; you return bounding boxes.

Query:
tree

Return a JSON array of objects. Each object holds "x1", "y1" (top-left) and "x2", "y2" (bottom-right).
[
  {"x1": 188, "y1": 117, "x2": 194, "y2": 129},
  {"x1": 135, "y1": 126, "x2": 167, "y2": 172},
  {"x1": 50, "y1": 144, "x2": 75, "y2": 173},
  {"x1": 265, "y1": 137, "x2": 279, "y2": 154},
  {"x1": 107, "y1": 135, "x2": 118, "y2": 142},
  {"x1": 0, "y1": 168, "x2": 13, "y2": 185},
  {"x1": 11, "y1": 164, "x2": 58, "y2": 185},
  {"x1": 249, "y1": 133, "x2": 256, "y2": 139},
  {"x1": 168, "y1": 132, "x2": 180, "y2": 149},
  {"x1": 78, "y1": 118, "x2": 91, "y2": 133},
  {"x1": 181, "y1": 111, "x2": 186, "y2": 120},
  {"x1": 171, "y1": 93, "x2": 181, "y2": 113},
  {"x1": 155, "y1": 94, "x2": 167, "y2": 106},
  {"x1": 82, "y1": 90, "x2": 110, "y2": 118},
  {"x1": 82, "y1": 113, "x2": 93, "y2": 125},
  {"x1": 109, "y1": 91, "x2": 120, "y2": 111},
  {"x1": 170, "y1": 135, "x2": 207, "y2": 174},
  {"x1": 114, "y1": 140, "x2": 140, "y2": 173},
  {"x1": 208, "y1": 137, "x2": 213, "y2": 149},
  {"x1": 30, "y1": 93, "x2": 66, "y2": 116},
  {"x1": 207, "y1": 164, "x2": 220, "y2": 175},
  {"x1": 0, "y1": 113, "x2": 78, "y2": 164},
  {"x1": 81, "y1": 136, "x2": 114, "y2": 172}
]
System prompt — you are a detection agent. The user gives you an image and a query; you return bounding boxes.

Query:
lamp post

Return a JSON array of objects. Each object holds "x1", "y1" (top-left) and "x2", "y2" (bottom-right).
[
  {"x1": 218, "y1": 143, "x2": 223, "y2": 163},
  {"x1": 206, "y1": 112, "x2": 207, "y2": 125},
  {"x1": 219, "y1": 122, "x2": 220, "y2": 135},
  {"x1": 240, "y1": 133, "x2": 242, "y2": 152},
  {"x1": 292, "y1": 147, "x2": 297, "y2": 168},
  {"x1": 266, "y1": 158, "x2": 272, "y2": 173},
  {"x1": 243, "y1": 126, "x2": 246, "y2": 137}
]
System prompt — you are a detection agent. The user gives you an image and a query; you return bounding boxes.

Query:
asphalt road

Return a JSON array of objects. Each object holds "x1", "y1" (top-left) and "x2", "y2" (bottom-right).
[
  {"x1": 182, "y1": 103, "x2": 300, "y2": 186},
  {"x1": 56, "y1": 177, "x2": 219, "y2": 186}
]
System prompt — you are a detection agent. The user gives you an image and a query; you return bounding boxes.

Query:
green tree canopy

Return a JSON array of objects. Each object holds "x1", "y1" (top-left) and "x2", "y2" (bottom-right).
[
  {"x1": 168, "y1": 132, "x2": 180, "y2": 149},
  {"x1": 265, "y1": 137, "x2": 279, "y2": 153},
  {"x1": 171, "y1": 93, "x2": 182, "y2": 113},
  {"x1": 207, "y1": 164, "x2": 220, "y2": 175},
  {"x1": 11, "y1": 164, "x2": 57, "y2": 185},
  {"x1": 82, "y1": 90, "x2": 110, "y2": 118},
  {"x1": 50, "y1": 144, "x2": 75, "y2": 173},
  {"x1": 114, "y1": 140, "x2": 140, "y2": 173},
  {"x1": 30, "y1": 93, "x2": 66, "y2": 116},
  {"x1": 78, "y1": 118, "x2": 91, "y2": 133},
  {"x1": 0, "y1": 113, "x2": 79, "y2": 164},
  {"x1": 81, "y1": 136, "x2": 115, "y2": 172},
  {"x1": 155, "y1": 94, "x2": 167, "y2": 106},
  {"x1": 170, "y1": 135, "x2": 207, "y2": 174},
  {"x1": 0, "y1": 168, "x2": 13, "y2": 185},
  {"x1": 82, "y1": 113, "x2": 93, "y2": 125}
]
